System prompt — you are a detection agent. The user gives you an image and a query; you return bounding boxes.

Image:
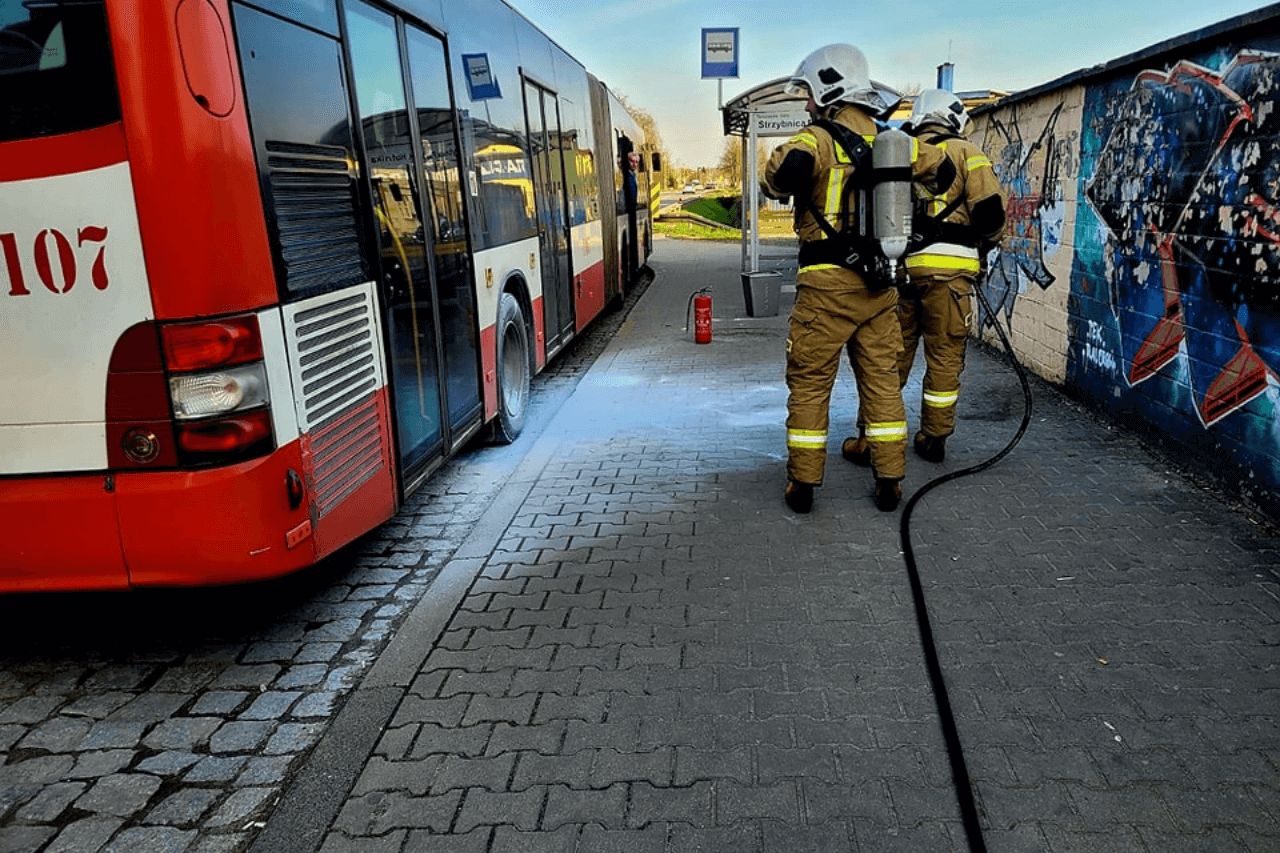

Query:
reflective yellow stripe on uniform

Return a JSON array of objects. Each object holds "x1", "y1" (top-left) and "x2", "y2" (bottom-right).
[
  {"x1": 864, "y1": 421, "x2": 907, "y2": 442},
  {"x1": 905, "y1": 241, "x2": 981, "y2": 272},
  {"x1": 824, "y1": 169, "x2": 842, "y2": 218},
  {"x1": 923, "y1": 388, "x2": 960, "y2": 408},
  {"x1": 798, "y1": 263, "x2": 842, "y2": 274},
  {"x1": 787, "y1": 429, "x2": 828, "y2": 449},
  {"x1": 965, "y1": 154, "x2": 992, "y2": 171},
  {"x1": 791, "y1": 131, "x2": 819, "y2": 151},
  {"x1": 824, "y1": 133, "x2": 876, "y2": 217},
  {"x1": 905, "y1": 254, "x2": 982, "y2": 272}
]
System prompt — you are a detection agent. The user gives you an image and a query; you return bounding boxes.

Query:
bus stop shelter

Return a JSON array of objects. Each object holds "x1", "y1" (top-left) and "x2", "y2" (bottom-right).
[{"x1": 721, "y1": 77, "x2": 806, "y2": 315}]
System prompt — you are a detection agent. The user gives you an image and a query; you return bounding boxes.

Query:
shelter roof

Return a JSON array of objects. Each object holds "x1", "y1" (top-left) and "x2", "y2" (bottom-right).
[
  {"x1": 723, "y1": 78, "x2": 1009, "y2": 135},
  {"x1": 721, "y1": 77, "x2": 801, "y2": 136}
]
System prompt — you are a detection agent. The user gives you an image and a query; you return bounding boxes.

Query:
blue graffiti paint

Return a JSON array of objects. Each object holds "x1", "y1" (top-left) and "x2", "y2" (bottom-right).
[
  {"x1": 1084, "y1": 51, "x2": 1280, "y2": 424},
  {"x1": 979, "y1": 104, "x2": 1065, "y2": 330},
  {"x1": 1073, "y1": 42, "x2": 1280, "y2": 510}
]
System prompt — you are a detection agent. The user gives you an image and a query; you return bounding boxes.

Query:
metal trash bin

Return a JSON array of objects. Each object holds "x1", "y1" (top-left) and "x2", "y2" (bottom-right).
[{"x1": 741, "y1": 270, "x2": 781, "y2": 318}]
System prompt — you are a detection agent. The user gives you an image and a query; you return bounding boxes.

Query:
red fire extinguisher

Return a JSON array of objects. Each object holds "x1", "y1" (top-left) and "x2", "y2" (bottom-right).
[{"x1": 686, "y1": 288, "x2": 712, "y2": 344}]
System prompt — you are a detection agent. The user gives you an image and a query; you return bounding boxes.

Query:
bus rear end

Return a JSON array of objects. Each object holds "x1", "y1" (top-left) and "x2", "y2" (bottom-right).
[{"x1": 0, "y1": 1, "x2": 397, "y2": 591}]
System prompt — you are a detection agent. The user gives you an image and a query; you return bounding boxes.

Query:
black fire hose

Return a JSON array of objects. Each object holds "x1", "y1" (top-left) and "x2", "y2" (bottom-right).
[{"x1": 900, "y1": 283, "x2": 1033, "y2": 853}]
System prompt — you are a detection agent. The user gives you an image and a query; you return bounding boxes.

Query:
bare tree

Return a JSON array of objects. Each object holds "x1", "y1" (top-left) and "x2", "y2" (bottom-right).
[
  {"x1": 717, "y1": 137, "x2": 771, "y2": 189},
  {"x1": 717, "y1": 137, "x2": 742, "y2": 185}
]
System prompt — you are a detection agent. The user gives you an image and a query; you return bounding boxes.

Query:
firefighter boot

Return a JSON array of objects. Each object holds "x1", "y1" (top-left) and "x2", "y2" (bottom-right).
[
  {"x1": 874, "y1": 477, "x2": 903, "y2": 512},
  {"x1": 784, "y1": 479, "x2": 815, "y2": 514},
  {"x1": 841, "y1": 436, "x2": 871, "y2": 467},
  {"x1": 913, "y1": 431, "x2": 946, "y2": 463}
]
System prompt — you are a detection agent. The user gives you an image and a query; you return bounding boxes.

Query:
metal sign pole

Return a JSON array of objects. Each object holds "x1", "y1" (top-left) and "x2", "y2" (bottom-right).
[
  {"x1": 748, "y1": 117, "x2": 759, "y2": 274},
  {"x1": 741, "y1": 134, "x2": 749, "y2": 272}
]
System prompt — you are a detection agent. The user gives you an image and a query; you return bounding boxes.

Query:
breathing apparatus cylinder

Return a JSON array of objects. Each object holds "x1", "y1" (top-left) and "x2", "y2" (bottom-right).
[{"x1": 871, "y1": 126, "x2": 914, "y2": 281}]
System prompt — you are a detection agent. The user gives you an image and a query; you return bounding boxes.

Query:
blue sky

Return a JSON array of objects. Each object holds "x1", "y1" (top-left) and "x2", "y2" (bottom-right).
[{"x1": 509, "y1": 0, "x2": 1275, "y2": 168}]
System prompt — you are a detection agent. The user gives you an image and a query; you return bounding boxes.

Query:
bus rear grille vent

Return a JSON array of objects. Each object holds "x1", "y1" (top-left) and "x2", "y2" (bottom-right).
[
  {"x1": 266, "y1": 140, "x2": 365, "y2": 293},
  {"x1": 290, "y1": 290, "x2": 386, "y2": 517},
  {"x1": 309, "y1": 395, "x2": 384, "y2": 518}
]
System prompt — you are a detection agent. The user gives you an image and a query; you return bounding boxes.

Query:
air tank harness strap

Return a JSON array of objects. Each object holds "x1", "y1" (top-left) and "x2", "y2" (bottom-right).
[
  {"x1": 908, "y1": 192, "x2": 969, "y2": 255},
  {"x1": 793, "y1": 120, "x2": 894, "y2": 288},
  {"x1": 796, "y1": 237, "x2": 889, "y2": 285}
]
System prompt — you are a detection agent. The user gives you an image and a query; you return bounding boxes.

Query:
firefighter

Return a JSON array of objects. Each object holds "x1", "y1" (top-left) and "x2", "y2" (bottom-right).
[
  {"x1": 763, "y1": 45, "x2": 957, "y2": 514},
  {"x1": 842, "y1": 90, "x2": 1006, "y2": 467}
]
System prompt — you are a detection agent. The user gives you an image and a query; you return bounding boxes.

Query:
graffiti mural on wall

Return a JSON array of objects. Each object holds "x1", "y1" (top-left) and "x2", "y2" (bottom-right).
[
  {"x1": 978, "y1": 103, "x2": 1076, "y2": 327},
  {"x1": 1084, "y1": 50, "x2": 1280, "y2": 427}
]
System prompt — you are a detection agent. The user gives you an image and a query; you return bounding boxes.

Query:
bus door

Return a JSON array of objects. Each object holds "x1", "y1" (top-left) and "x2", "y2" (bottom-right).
[
  {"x1": 347, "y1": 2, "x2": 480, "y2": 493},
  {"x1": 404, "y1": 27, "x2": 482, "y2": 457},
  {"x1": 522, "y1": 80, "x2": 574, "y2": 355}
]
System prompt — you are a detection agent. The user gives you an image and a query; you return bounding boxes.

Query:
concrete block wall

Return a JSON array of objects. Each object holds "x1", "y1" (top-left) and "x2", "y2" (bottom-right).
[{"x1": 967, "y1": 6, "x2": 1280, "y2": 521}]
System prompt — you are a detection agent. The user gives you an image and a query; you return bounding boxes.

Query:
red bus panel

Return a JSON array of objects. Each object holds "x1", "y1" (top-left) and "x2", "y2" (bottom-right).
[
  {"x1": 110, "y1": 0, "x2": 277, "y2": 320},
  {"x1": 0, "y1": 478, "x2": 129, "y2": 592}
]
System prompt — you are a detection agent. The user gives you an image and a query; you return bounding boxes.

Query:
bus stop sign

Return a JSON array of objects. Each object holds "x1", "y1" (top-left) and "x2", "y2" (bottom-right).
[{"x1": 701, "y1": 29, "x2": 738, "y2": 79}]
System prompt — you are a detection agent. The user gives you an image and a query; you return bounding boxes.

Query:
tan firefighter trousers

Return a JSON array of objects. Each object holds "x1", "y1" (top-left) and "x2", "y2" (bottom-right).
[
  {"x1": 898, "y1": 273, "x2": 973, "y2": 438},
  {"x1": 786, "y1": 269, "x2": 907, "y2": 485}
]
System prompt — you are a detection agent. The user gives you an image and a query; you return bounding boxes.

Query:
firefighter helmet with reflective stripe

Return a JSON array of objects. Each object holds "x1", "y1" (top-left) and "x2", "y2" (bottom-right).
[
  {"x1": 904, "y1": 89, "x2": 969, "y2": 135},
  {"x1": 786, "y1": 44, "x2": 893, "y2": 115}
]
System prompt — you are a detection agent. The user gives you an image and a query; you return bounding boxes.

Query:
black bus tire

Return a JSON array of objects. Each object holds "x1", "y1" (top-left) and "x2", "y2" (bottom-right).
[{"x1": 491, "y1": 291, "x2": 530, "y2": 444}]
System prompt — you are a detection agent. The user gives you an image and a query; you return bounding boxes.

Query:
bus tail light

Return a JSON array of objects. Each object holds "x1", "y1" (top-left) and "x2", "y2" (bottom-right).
[
  {"x1": 161, "y1": 316, "x2": 262, "y2": 371},
  {"x1": 106, "y1": 316, "x2": 276, "y2": 470},
  {"x1": 176, "y1": 409, "x2": 273, "y2": 456},
  {"x1": 169, "y1": 363, "x2": 268, "y2": 419},
  {"x1": 107, "y1": 323, "x2": 181, "y2": 469},
  {"x1": 162, "y1": 315, "x2": 275, "y2": 467}
]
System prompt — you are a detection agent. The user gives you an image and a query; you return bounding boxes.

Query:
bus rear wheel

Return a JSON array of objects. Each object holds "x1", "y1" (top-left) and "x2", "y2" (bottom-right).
[{"x1": 491, "y1": 291, "x2": 530, "y2": 444}]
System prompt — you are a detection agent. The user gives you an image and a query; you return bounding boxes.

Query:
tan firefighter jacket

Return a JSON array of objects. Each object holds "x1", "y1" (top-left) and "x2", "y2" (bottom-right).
[
  {"x1": 763, "y1": 104, "x2": 956, "y2": 284},
  {"x1": 905, "y1": 126, "x2": 1006, "y2": 280}
]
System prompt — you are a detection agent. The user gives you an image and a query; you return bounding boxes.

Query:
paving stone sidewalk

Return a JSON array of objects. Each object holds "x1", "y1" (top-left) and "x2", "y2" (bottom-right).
[{"x1": 276, "y1": 238, "x2": 1280, "y2": 853}]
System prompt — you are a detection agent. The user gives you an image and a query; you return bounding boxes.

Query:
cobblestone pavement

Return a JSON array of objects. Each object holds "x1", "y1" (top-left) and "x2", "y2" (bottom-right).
[
  {"x1": 0, "y1": 270, "x2": 650, "y2": 853},
  {"x1": 284, "y1": 238, "x2": 1275, "y2": 853}
]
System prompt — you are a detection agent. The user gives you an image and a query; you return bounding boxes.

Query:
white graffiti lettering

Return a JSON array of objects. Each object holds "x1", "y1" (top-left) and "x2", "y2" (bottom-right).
[
  {"x1": 1084, "y1": 321, "x2": 1116, "y2": 371},
  {"x1": 1084, "y1": 344, "x2": 1118, "y2": 372}
]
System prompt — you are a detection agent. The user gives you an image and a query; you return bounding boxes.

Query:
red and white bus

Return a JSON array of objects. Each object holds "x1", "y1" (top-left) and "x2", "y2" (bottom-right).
[{"x1": 0, "y1": 0, "x2": 655, "y2": 591}]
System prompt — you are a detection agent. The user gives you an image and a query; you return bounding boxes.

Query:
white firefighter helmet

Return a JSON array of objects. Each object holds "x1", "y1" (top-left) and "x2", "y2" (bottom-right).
[
  {"x1": 905, "y1": 89, "x2": 969, "y2": 135},
  {"x1": 786, "y1": 44, "x2": 897, "y2": 116}
]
